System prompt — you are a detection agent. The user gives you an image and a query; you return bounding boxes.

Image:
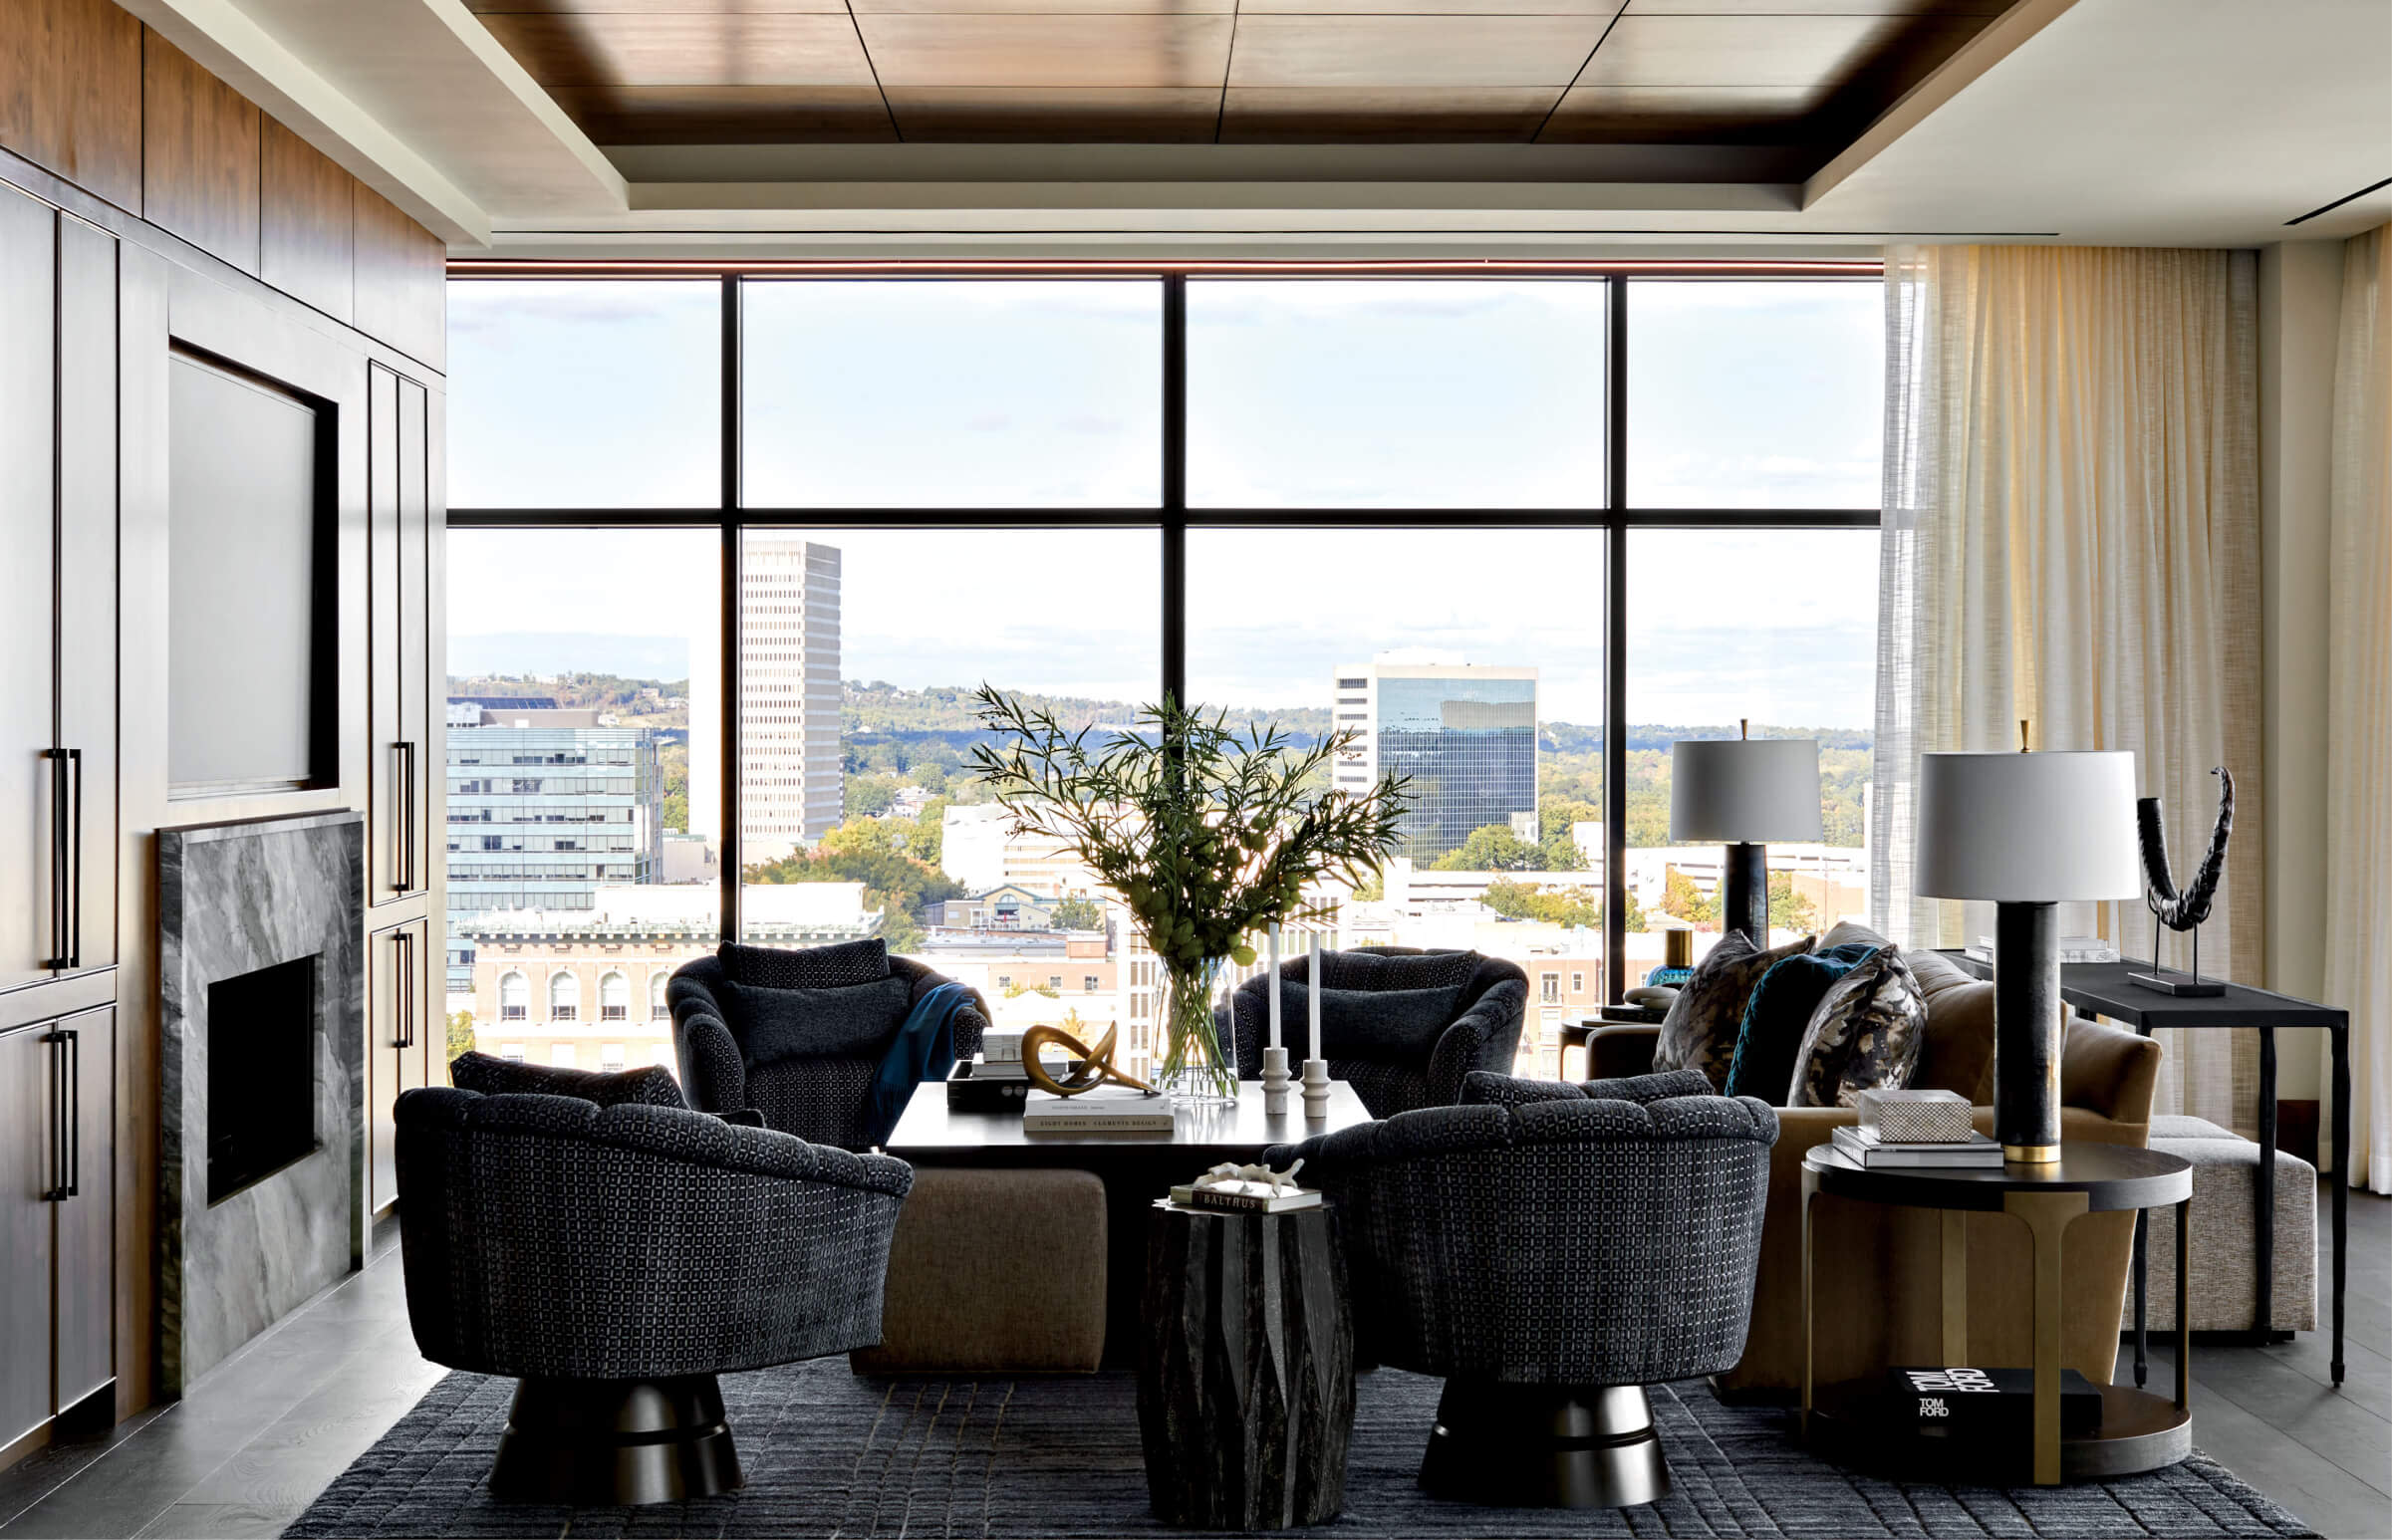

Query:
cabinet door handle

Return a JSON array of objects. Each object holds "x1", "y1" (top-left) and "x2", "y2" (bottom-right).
[
  {"x1": 64, "y1": 1027, "x2": 79, "y2": 1198},
  {"x1": 42, "y1": 1029, "x2": 67, "y2": 1201},
  {"x1": 43, "y1": 748, "x2": 69, "y2": 970},
  {"x1": 390, "y1": 741, "x2": 415, "y2": 893},
  {"x1": 395, "y1": 929, "x2": 413, "y2": 1048},
  {"x1": 65, "y1": 748, "x2": 82, "y2": 971}
]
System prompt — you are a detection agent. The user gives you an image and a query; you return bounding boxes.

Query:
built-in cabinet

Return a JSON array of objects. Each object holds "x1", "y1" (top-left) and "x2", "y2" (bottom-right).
[
  {"x1": 366, "y1": 917, "x2": 434, "y2": 1214},
  {"x1": 369, "y1": 365, "x2": 435, "y2": 909},
  {"x1": 0, "y1": 183, "x2": 118, "y2": 994},
  {"x1": 0, "y1": 1007, "x2": 117, "y2": 1450}
]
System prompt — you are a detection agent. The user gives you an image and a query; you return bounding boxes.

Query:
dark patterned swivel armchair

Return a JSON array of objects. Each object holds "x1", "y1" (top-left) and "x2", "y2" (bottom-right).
[
  {"x1": 396, "y1": 1079, "x2": 911, "y2": 1505},
  {"x1": 669, "y1": 938, "x2": 987, "y2": 1148},
  {"x1": 1222, "y1": 946, "x2": 1527, "y2": 1117},
  {"x1": 1269, "y1": 1069, "x2": 1775, "y2": 1509}
]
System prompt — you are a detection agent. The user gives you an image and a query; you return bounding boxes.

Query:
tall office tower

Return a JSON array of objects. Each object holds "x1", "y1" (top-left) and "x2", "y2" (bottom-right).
[
  {"x1": 443, "y1": 704, "x2": 664, "y2": 992},
  {"x1": 691, "y1": 536, "x2": 844, "y2": 867},
  {"x1": 1330, "y1": 660, "x2": 1538, "y2": 865}
]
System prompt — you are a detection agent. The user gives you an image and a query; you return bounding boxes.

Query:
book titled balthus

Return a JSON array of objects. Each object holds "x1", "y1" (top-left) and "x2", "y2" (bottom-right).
[{"x1": 1021, "y1": 1085, "x2": 1177, "y2": 1133}]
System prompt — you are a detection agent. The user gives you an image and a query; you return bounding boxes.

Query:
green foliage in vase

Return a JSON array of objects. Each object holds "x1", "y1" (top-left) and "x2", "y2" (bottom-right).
[{"x1": 968, "y1": 686, "x2": 1410, "y2": 970}]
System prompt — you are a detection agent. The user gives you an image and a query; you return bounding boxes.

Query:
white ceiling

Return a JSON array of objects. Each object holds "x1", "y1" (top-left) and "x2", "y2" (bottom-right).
[{"x1": 123, "y1": 0, "x2": 2392, "y2": 257}]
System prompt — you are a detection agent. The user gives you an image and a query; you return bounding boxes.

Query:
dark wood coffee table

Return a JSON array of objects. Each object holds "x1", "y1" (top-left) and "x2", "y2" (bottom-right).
[{"x1": 885, "y1": 1079, "x2": 1373, "y2": 1365}]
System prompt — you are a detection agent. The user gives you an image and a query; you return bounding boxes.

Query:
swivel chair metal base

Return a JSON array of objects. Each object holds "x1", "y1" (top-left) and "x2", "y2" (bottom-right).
[
  {"x1": 1419, "y1": 1382, "x2": 1668, "y2": 1509},
  {"x1": 490, "y1": 1374, "x2": 744, "y2": 1505}
]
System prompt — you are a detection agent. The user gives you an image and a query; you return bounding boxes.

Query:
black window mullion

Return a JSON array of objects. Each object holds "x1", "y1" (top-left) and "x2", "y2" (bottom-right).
[
  {"x1": 1605, "y1": 277, "x2": 1630, "y2": 1005},
  {"x1": 720, "y1": 274, "x2": 741, "y2": 943},
  {"x1": 1163, "y1": 276, "x2": 1187, "y2": 711}
]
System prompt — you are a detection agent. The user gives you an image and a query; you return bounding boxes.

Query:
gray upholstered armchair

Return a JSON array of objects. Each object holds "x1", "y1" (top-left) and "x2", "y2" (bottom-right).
[
  {"x1": 669, "y1": 938, "x2": 987, "y2": 1148},
  {"x1": 1222, "y1": 945, "x2": 1527, "y2": 1117},
  {"x1": 1269, "y1": 1068, "x2": 1775, "y2": 1508},
  {"x1": 396, "y1": 1081, "x2": 911, "y2": 1504}
]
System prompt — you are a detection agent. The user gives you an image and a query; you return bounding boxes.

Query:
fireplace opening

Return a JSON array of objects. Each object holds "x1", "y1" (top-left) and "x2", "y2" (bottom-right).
[{"x1": 207, "y1": 954, "x2": 320, "y2": 1203}]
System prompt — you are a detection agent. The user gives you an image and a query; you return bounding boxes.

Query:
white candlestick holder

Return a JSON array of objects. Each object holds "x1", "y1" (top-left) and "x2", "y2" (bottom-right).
[
  {"x1": 1301, "y1": 1057, "x2": 1332, "y2": 1121},
  {"x1": 1261, "y1": 1045, "x2": 1291, "y2": 1116}
]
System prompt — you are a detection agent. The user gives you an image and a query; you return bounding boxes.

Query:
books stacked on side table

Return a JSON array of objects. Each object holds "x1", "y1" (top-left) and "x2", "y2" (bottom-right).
[
  {"x1": 1022, "y1": 1084, "x2": 1178, "y2": 1134},
  {"x1": 1169, "y1": 1160, "x2": 1322, "y2": 1213},
  {"x1": 946, "y1": 1024, "x2": 1034, "y2": 1111},
  {"x1": 1887, "y1": 1367, "x2": 2104, "y2": 1435},
  {"x1": 1830, "y1": 1087, "x2": 2000, "y2": 1167}
]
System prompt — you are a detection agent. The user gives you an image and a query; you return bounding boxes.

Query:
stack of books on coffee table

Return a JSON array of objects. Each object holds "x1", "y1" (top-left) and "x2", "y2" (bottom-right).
[{"x1": 1023, "y1": 1084, "x2": 1177, "y2": 1133}]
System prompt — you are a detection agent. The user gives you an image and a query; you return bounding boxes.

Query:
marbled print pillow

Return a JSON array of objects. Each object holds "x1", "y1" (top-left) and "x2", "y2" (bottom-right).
[
  {"x1": 1651, "y1": 930, "x2": 1815, "y2": 1091},
  {"x1": 1788, "y1": 944, "x2": 1929, "y2": 1109}
]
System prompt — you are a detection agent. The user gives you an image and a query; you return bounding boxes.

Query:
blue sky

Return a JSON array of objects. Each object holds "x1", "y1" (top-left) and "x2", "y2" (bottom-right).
[{"x1": 445, "y1": 278, "x2": 1882, "y2": 731}]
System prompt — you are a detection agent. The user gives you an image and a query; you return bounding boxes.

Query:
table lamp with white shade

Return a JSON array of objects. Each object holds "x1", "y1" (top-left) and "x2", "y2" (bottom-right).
[
  {"x1": 1670, "y1": 727, "x2": 1821, "y2": 944},
  {"x1": 1915, "y1": 746, "x2": 2141, "y2": 1162}
]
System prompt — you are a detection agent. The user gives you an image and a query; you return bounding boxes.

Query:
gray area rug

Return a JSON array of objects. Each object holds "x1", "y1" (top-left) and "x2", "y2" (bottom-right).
[{"x1": 285, "y1": 1360, "x2": 2317, "y2": 1538}]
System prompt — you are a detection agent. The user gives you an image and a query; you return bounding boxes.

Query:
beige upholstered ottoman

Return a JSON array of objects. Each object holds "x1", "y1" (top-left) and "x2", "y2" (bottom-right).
[
  {"x1": 851, "y1": 1166, "x2": 1109, "y2": 1375},
  {"x1": 2124, "y1": 1115, "x2": 2317, "y2": 1333}
]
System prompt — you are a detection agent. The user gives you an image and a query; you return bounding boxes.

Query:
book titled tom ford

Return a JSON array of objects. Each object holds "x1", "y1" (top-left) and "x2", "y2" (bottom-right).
[{"x1": 1888, "y1": 1367, "x2": 2103, "y2": 1436}]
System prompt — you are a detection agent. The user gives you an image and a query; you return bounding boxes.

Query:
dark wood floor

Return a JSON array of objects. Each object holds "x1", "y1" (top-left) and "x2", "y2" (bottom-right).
[{"x1": 1, "y1": 1186, "x2": 2384, "y2": 1538}]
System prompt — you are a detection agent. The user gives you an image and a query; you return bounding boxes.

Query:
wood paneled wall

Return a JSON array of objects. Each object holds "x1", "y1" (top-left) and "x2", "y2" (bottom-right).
[{"x1": 0, "y1": 0, "x2": 445, "y2": 368}]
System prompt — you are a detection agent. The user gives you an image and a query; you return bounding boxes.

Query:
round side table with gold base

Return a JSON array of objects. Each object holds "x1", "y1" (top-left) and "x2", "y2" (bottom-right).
[{"x1": 1799, "y1": 1142, "x2": 2195, "y2": 1487}]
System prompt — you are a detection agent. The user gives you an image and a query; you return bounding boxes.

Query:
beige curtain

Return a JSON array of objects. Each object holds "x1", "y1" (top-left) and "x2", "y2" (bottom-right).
[
  {"x1": 1873, "y1": 245, "x2": 2264, "y2": 1134},
  {"x1": 2326, "y1": 224, "x2": 2392, "y2": 1190}
]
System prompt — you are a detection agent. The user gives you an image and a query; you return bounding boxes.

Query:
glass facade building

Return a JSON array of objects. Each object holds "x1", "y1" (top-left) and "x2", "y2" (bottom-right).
[
  {"x1": 1339, "y1": 663, "x2": 1538, "y2": 864},
  {"x1": 444, "y1": 703, "x2": 665, "y2": 990}
]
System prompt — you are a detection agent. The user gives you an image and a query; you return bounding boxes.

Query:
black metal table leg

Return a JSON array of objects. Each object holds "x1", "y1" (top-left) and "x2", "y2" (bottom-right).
[
  {"x1": 2176, "y1": 1197, "x2": 2192, "y2": 1412},
  {"x1": 2133, "y1": 1208, "x2": 2149, "y2": 1387},
  {"x1": 2257, "y1": 1026, "x2": 2276, "y2": 1338},
  {"x1": 2331, "y1": 1023, "x2": 2349, "y2": 1387}
]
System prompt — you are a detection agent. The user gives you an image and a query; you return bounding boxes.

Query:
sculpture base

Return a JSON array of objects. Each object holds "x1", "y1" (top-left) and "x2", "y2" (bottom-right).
[{"x1": 2125, "y1": 970, "x2": 2227, "y2": 997}]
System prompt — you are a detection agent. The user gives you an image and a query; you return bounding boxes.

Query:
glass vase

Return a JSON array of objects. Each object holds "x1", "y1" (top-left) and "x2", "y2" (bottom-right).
[{"x1": 1158, "y1": 955, "x2": 1238, "y2": 1106}]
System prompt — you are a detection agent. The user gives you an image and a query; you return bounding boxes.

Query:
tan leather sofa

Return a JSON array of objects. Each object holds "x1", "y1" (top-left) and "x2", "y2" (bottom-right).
[{"x1": 1590, "y1": 927, "x2": 2161, "y2": 1401}]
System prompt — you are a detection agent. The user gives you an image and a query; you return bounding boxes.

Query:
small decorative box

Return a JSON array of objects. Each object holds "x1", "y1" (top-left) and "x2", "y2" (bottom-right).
[
  {"x1": 979, "y1": 1026, "x2": 1027, "y2": 1064},
  {"x1": 1856, "y1": 1088, "x2": 1973, "y2": 1145}
]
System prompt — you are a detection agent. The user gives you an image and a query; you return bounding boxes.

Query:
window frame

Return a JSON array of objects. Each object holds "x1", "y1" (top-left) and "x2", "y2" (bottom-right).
[{"x1": 447, "y1": 266, "x2": 1882, "y2": 1003}]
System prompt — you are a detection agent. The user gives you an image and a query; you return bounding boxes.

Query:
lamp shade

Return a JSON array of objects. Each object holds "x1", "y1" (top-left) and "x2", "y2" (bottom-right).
[
  {"x1": 1914, "y1": 750, "x2": 2141, "y2": 901},
  {"x1": 1669, "y1": 739, "x2": 1823, "y2": 844}
]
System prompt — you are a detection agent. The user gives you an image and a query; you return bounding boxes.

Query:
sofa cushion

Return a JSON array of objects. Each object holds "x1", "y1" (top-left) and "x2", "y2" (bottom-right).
[
  {"x1": 1460, "y1": 1068, "x2": 1714, "y2": 1109},
  {"x1": 1725, "y1": 941, "x2": 1880, "y2": 1106},
  {"x1": 722, "y1": 974, "x2": 913, "y2": 1068},
  {"x1": 1789, "y1": 945, "x2": 1930, "y2": 1109},
  {"x1": 1653, "y1": 930, "x2": 1815, "y2": 1091},
  {"x1": 447, "y1": 1051, "x2": 685, "y2": 1110},
  {"x1": 1903, "y1": 943, "x2": 1999, "y2": 1101},
  {"x1": 720, "y1": 937, "x2": 890, "y2": 990}
]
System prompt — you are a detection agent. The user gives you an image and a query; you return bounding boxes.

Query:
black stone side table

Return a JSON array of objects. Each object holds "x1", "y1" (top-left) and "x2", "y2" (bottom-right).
[{"x1": 1138, "y1": 1200, "x2": 1354, "y2": 1530}]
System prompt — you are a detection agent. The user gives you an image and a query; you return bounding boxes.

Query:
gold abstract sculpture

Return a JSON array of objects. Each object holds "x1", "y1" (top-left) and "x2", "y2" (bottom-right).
[{"x1": 1019, "y1": 1021, "x2": 1159, "y2": 1098}]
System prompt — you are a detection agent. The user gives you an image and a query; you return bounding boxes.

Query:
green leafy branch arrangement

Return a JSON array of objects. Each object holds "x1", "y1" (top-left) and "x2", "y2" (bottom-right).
[{"x1": 966, "y1": 686, "x2": 1410, "y2": 970}]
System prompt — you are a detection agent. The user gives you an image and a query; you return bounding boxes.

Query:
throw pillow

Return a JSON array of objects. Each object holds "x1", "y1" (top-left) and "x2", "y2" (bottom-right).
[
  {"x1": 1789, "y1": 945, "x2": 1931, "y2": 1109},
  {"x1": 719, "y1": 937, "x2": 890, "y2": 990},
  {"x1": 1724, "y1": 941, "x2": 1881, "y2": 1106},
  {"x1": 448, "y1": 1051, "x2": 685, "y2": 1110},
  {"x1": 1652, "y1": 931, "x2": 1816, "y2": 1091},
  {"x1": 721, "y1": 974, "x2": 913, "y2": 1068},
  {"x1": 1317, "y1": 983, "x2": 1465, "y2": 1060},
  {"x1": 1311, "y1": 948, "x2": 1479, "y2": 994}
]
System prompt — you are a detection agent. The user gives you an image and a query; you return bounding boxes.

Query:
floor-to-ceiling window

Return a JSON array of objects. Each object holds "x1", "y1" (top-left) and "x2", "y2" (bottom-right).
[{"x1": 444, "y1": 267, "x2": 1881, "y2": 1079}]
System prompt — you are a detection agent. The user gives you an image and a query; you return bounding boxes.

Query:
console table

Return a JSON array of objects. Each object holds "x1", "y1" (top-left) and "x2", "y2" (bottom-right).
[{"x1": 1944, "y1": 951, "x2": 2351, "y2": 1387}]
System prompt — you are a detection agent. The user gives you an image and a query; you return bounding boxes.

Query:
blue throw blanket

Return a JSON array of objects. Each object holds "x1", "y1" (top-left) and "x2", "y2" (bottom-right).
[{"x1": 866, "y1": 981, "x2": 972, "y2": 1145}]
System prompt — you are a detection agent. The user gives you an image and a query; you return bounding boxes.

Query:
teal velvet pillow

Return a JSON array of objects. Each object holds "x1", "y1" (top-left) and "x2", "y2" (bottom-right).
[{"x1": 1724, "y1": 941, "x2": 1879, "y2": 1106}]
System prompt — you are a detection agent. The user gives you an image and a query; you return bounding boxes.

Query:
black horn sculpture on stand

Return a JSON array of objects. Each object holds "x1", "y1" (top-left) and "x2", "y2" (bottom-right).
[{"x1": 2127, "y1": 766, "x2": 2233, "y2": 996}]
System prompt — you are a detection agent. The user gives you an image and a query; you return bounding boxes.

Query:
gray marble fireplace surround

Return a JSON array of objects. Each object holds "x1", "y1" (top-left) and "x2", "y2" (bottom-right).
[{"x1": 158, "y1": 809, "x2": 365, "y2": 1394}]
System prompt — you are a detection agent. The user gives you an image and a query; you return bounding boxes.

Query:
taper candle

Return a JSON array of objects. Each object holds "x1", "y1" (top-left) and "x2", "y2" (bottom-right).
[{"x1": 1266, "y1": 922, "x2": 1282, "y2": 1051}]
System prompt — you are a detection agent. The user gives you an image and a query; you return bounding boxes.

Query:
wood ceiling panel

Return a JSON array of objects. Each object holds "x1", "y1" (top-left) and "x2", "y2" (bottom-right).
[
  {"x1": 1624, "y1": 0, "x2": 2005, "y2": 14},
  {"x1": 885, "y1": 87, "x2": 1219, "y2": 139},
  {"x1": 1538, "y1": 83, "x2": 1824, "y2": 142},
  {"x1": 475, "y1": 13, "x2": 876, "y2": 87},
  {"x1": 1221, "y1": 87, "x2": 1562, "y2": 141},
  {"x1": 856, "y1": 15, "x2": 1233, "y2": 88},
  {"x1": 548, "y1": 85, "x2": 896, "y2": 141},
  {"x1": 857, "y1": 0, "x2": 1230, "y2": 12},
  {"x1": 1240, "y1": 0, "x2": 1620, "y2": 13},
  {"x1": 465, "y1": 2, "x2": 847, "y2": 12},
  {"x1": 1227, "y1": 17, "x2": 1613, "y2": 88},
  {"x1": 1578, "y1": 14, "x2": 1982, "y2": 88}
]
